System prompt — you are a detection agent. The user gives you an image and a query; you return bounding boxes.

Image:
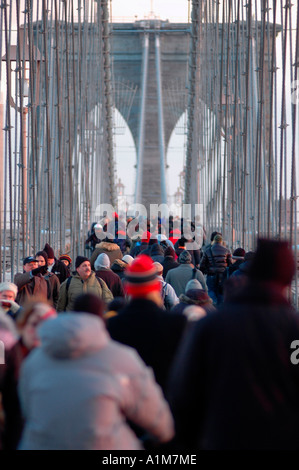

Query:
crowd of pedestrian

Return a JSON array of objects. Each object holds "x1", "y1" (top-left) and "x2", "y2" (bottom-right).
[{"x1": 0, "y1": 214, "x2": 298, "y2": 450}]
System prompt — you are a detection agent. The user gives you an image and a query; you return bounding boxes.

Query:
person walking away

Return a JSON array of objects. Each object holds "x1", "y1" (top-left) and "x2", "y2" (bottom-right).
[
  {"x1": 107, "y1": 254, "x2": 187, "y2": 395},
  {"x1": 94, "y1": 253, "x2": 125, "y2": 298},
  {"x1": 17, "y1": 312, "x2": 174, "y2": 450},
  {"x1": 166, "y1": 251, "x2": 207, "y2": 298},
  {"x1": 199, "y1": 234, "x2": 232, "y2": 306},
  {"x1": 0, "y1": 299, "x2": 56, "y2": 449},
  {"x1": 167, "y1": 238, "x2": 299, "y2": 450}
]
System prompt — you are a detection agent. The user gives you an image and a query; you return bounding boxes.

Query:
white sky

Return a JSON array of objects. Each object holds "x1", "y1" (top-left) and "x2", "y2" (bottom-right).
[{"x1": 111, "y1": 0, "x2": 189, "y2": 23}]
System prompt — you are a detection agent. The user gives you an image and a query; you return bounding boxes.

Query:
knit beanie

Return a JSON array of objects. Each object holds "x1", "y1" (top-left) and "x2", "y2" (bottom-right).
[
  {"x1": 124, "y1": 254, "x2": 161, "y2": 298},
  {"x1": 232, "y1": 248, "x2": 246, "y2": 260},
  {"x1": 94, "y1": 253, "x2": 110, "y2": 270},
  {"x1": 43, "y1": 243, "x2": 55, "y2": 259},
  {"x1": 185, "y1": 279, "x2": 203, "y2": 293},
  {"x1": 59, "y1": 254, "x2": 72, "y2": 265},
  {"x1": 141, "y1": 231, "x2": 151, "y2": 244},
  {"x1": 36, "y1": 250, "x2": 49, "y2": 266},
  {"x1": 0, "y1": 282, "x2": 18, "y2": 299},
  {"x1": 248, "y1": 238, "x2": 296, "y2": 287},
  {"x1": 180, "y1": 289, "x2": 212, "y2": 306},
  {"x1": 122, "y1": 254, "x2": 134, "y2": 265},
  {"x1": 75, "y1": 256, "x2": 90, "y2": 269},
  {"x1": 179, "y1": 250, "x2": 192, "y2": 264}
]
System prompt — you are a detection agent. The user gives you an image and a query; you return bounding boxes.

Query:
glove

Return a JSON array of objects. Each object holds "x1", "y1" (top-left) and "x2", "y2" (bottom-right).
[
  {"x1": 32, "y1": 265, "x2": 48, "y2": 276},
  {"x1": 0, "y1": 299, "x2": 20, "y2": 313}
]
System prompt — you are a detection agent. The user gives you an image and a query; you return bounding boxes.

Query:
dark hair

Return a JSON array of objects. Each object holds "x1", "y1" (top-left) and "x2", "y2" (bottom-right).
[{"x1": 35, "y1": 250, "x2": 49, "y2": 265}]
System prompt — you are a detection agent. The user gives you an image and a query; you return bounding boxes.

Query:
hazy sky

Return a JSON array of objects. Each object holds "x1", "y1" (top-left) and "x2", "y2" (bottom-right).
[{"x1": 111, "y1": 0, "x2": 189, "y2": 23}]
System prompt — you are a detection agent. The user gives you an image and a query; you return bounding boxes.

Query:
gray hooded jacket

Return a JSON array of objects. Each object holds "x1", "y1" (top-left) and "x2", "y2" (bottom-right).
[{"x1": 18, "y1": 313, "x2": 174, "y2": 450}]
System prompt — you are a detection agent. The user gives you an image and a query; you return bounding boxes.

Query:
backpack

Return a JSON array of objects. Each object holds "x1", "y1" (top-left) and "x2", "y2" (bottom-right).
[{"x1": 208, "y1": 248, "x2": 227, "y2": 294}]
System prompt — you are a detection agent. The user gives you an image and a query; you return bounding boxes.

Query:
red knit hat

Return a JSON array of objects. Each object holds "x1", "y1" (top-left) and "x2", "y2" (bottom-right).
[
  {"x1": 124, "y1": 254, "x2": 161, "y2": 298},
  {"x1": 59, "y1": 254, "x2": 72, "y2": 265},
  {"x1": 141, "y1": 231, "x2": 151, "y2": 244}
]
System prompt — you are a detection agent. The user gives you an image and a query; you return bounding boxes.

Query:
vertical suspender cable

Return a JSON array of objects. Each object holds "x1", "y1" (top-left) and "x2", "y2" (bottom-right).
[
  {"x1": 42, "y1": 0, "x2": 53, "y2": 244},
  {"x1": 155, "y1": 34, "x2": 167, "y2": 205},
  {"x1": 4, "y1": 3, "x2": 14, "y2": 279},
  {"x1": 135, "y1": 33, "x2": 149, "y2": 204}
]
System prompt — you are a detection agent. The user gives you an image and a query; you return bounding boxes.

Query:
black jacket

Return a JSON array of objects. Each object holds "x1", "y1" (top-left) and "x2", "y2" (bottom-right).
[
  {"x1": 95, "y1": 268, "x2": 125, "y2": 297},
  {"x1": 200, "y1": 243, "x2": 232, "y2": 275},
  {"x1": 107, "y1": 298, "x2": 187, "y2": 393},
  {"x1": 167, "y1": 281, "x2": 299, "y2": 450},
  {"x1": 49, "y1": 259, "x2": 70, "y2": 284},
  {"x1": 162, "y1": 256, "x2": 179, "y2": 279}
]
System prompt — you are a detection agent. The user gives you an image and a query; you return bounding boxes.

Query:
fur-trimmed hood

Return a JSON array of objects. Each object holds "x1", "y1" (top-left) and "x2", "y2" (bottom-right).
[
  {"x1": 95, "y1": 241, "x2": 121, "y2": 252},
  {"x1": 111, "y1": 259, "x2": 128, "y2": 271}
]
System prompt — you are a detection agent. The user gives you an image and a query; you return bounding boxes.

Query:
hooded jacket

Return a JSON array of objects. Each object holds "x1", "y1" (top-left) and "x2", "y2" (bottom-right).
[
  {"x1": 90, "y1": 241, "x2": 123, "y2": 270},
  {"x1": 167, "y1": 282, "x2": 299, "y2": 450},
  {"x1": 150, "y1": 244, "x2": 165, "y2": 263},
  {"x1": 111, "y1": 259, "x2": 128, "y2": 281},
  {"x1": 18, "y1": 313, "x2": 174, "y2": 450},
  {"x1": 165, "y1": 264, "x2": 208, "y2": 297}
]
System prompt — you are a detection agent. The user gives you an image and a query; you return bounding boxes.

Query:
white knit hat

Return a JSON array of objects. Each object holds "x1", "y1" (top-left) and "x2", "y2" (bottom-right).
[
  {"x1": 94, "y1": 253, "x2": 110, "y2": 270},
  {"x1": 0, "y1": 282, "x2": 18, "y2": 299},
  {"x1": 122, "y1": 254, "x2": 134, "y2": 265}
]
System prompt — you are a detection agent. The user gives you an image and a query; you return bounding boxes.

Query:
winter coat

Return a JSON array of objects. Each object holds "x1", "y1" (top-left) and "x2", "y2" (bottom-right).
[
  {"x1": 107, "y1": 298, "x2": 187, "y2": 393},
  {"x1": 165, "y1": 264, "x2": 208, "y2": 297},
  {"x1": 231, "y1": 260, "x2": 252, "y2": 277},
  {"x1": 150, "y1": 244, "x2": 165, "y2": 263},
  {"x1": 199, "y1": 243, "x2": 232, "y2": 275},
  {"x1": 56, "y1": 272, "x2": 113, "y2": 312},
  {"x1": 162, "y1": 256, "x2": 179, "y2": 279},
  {"x1": 48, "y1": 259, "x2": 70, "y2": 284},
  {"x1": 111, "y1": 259, "x2": 128, "y2": 281},
  {"x1": 227, "y1": 258, "x2": 244, "y2": 277},
  {"x1": 167, "y1": 282, "x2": 299, "y2": 450},
  {"x1": 18, "y1": 313, "x2": 174, "y2": 450},
  {"x1": 90, "y1": 241, "x2": 122, "y2": 270},
  {"x1": 14, "y1": 272, "x2": 49, "y2": 307},
  {"x1": 44, "y1": 272, "x2": 60, "y2": 307},
  {"x1": 95, "y1": 268, "x2": 125, "y2": 298}
]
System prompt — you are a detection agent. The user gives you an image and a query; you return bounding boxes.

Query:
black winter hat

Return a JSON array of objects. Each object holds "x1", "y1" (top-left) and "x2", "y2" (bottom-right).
[
  {"x1": 75, "y1": 256, "x2": 90, "y2": 269},
  {"x1": 43, "y1": 243, "x2": 55, "y2": 259}
]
